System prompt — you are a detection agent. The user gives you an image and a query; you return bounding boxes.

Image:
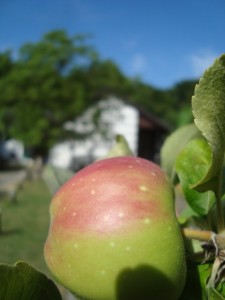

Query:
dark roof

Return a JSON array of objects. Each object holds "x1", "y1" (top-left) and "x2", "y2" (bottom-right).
[
  {"x1": 137, "y1": 106, "x2": 170, "y2": 132},
  {"x1": 117, "y1": 97, "x2": 170, "y2": 133}
]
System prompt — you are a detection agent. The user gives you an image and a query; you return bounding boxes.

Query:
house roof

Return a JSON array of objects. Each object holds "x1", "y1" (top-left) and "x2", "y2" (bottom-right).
[
  {"x1": 117, "y1": 97, "x2": 170, "y2": 133},
  {"x1": 138, "y1": 107, "x2": 170, "y2": 132}
]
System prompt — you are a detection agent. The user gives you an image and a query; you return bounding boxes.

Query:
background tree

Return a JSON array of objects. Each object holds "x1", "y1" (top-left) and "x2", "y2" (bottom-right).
[
  {"x1": 0, "y1": 29, "x2": 198, "y2": 160},
  {"x1": 0, "y1": 52, "x2": 14, "y2": 140},
  {"x1": 166, "y1": 80, "x2": 197, "y2": 127},
  {"x1": 69, "y1": 59, "x2": 131, "y2": 101},
  {"x1": 0, "y1": 30, "x2": 97, "y2": 158}
]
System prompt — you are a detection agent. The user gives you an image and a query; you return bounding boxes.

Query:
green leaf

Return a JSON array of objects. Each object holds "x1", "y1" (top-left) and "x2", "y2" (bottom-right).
[
  {"x1": 180, "y1": 262, "x2": 225, "y2": 300},
  {"x1": 179, "y1": 263, "x2": 211, "y2": 300},
  {"x1": 175, "y1": 139, "x2": 215, "y2": 215},
  {"x1": 42, "y1": 165, "x2": 74, "y2": 195},
  {"x1": 102, "y1": 134, "x2": 134, "y2": 159},
  {"x1": 192, "y1": 54, "x2": 225, "y2": 193},
  {"x1": 208, "y1": 288, "x2": 225, "y2": 300},
  {"x1": 160, "y1": 123, "x2": 202, "y2": 180},
  {"x1": 0, "y1": 261, "x2": 62, "y2": 300},
  {"x1": 178, "y1": 204, "x2": 199, "y2": 223}
]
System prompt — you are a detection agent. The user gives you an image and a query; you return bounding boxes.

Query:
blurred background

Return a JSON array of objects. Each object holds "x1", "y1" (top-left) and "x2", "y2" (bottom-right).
[
  {"x1": 0, "y1": 0, "x2": 224, "y2": 298},
  {"x1": 0, "y1": 0, "x2": 225, "y2": 169}
]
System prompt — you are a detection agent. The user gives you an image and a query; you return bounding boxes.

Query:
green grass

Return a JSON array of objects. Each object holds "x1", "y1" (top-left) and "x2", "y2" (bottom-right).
[{"x1": 0, "y1": 179, "x2": 52, "y2": 276}]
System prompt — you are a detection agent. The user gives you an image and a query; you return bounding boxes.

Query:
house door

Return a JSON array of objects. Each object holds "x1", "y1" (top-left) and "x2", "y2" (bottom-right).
[{"x1": 138, "y1": 128, "x2": 156, "y2": 161}]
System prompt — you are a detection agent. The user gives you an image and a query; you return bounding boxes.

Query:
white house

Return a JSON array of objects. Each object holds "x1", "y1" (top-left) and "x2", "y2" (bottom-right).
[
  {"x1": 48, "y1": 97, "x2": 168, "y2": 170},
  {"x1": 48, "y1": 97, "x2": 139, "y2": 170}
]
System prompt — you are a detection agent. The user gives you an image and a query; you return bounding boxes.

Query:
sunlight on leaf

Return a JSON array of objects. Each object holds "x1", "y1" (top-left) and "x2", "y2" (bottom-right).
[
  {"x1": 160, "y1": 123, "x2": 202, "y2": 180},
  {"x1": 192, "y1": 54, "x2": 225, "y2": 193},
  {"x1": 175, "y1": 139, "x2": 215, "y2": 215}
]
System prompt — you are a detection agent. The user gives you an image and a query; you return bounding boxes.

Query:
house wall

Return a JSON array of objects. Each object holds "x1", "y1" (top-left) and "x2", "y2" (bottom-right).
[{"x1": 48, "y1": 97, "x2": 139, "y2": 170}]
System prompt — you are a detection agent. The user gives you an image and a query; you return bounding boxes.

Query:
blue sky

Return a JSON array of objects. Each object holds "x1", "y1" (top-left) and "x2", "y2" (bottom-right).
[{"x1": 1, "y1": 0, "x2": 225, "y2": 88}]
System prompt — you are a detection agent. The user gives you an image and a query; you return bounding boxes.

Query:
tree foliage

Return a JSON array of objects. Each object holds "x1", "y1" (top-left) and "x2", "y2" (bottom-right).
[
  {"x1": 0, "y1": 30, "x2": 96, "y2": 156},
  {"x1": 0, "y1": 29, "x2": 197, "y2": 158}
]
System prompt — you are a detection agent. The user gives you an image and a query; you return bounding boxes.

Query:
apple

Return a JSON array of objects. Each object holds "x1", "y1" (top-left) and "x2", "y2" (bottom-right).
[{"x1": 44, "y1": 157, "x2": 186, "y2": 300}]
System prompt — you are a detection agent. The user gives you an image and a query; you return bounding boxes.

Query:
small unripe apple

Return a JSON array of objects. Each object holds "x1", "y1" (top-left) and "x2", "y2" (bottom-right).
[{"x1": 44, "y1": 157, "x2": 186, "y2": 300}]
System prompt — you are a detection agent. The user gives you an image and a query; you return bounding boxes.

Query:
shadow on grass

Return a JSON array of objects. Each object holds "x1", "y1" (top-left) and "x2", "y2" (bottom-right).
[{"x1": 116, "y1": 264, "x2": 177, "y2": 300}]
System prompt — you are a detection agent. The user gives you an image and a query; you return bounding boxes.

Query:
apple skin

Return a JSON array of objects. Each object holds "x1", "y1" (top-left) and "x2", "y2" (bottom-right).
[{"x1": 44, "y1": 157, "x2": 186, "y2": 300}]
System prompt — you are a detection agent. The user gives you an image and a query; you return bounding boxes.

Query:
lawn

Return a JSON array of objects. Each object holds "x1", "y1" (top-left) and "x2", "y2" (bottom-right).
[{"x1": 0, "y1": 178, "x2": 52, "y2": 276}]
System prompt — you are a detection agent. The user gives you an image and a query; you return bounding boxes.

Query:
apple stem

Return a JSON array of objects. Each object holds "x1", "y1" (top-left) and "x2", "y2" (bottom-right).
[
  {"x1": 181, "y1": 227, "x2": 214, "y2": 242},
  {"x1": 182, "y1": 227, "x2": 225, "y2": 253}
]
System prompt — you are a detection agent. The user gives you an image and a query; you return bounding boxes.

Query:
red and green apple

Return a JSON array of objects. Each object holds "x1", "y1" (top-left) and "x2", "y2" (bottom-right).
[{"x1": 44, "y1": 156, "x2": 186, "y2": 300}]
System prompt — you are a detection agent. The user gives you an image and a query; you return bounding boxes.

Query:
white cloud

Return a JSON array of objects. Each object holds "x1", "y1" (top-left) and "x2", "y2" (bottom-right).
[
  {"x1": 130, "y1": 53, "x2": 147, "y2": 73},
  {"x1": 190, "y1": 50, "x2": 219, "y2": 77}
]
